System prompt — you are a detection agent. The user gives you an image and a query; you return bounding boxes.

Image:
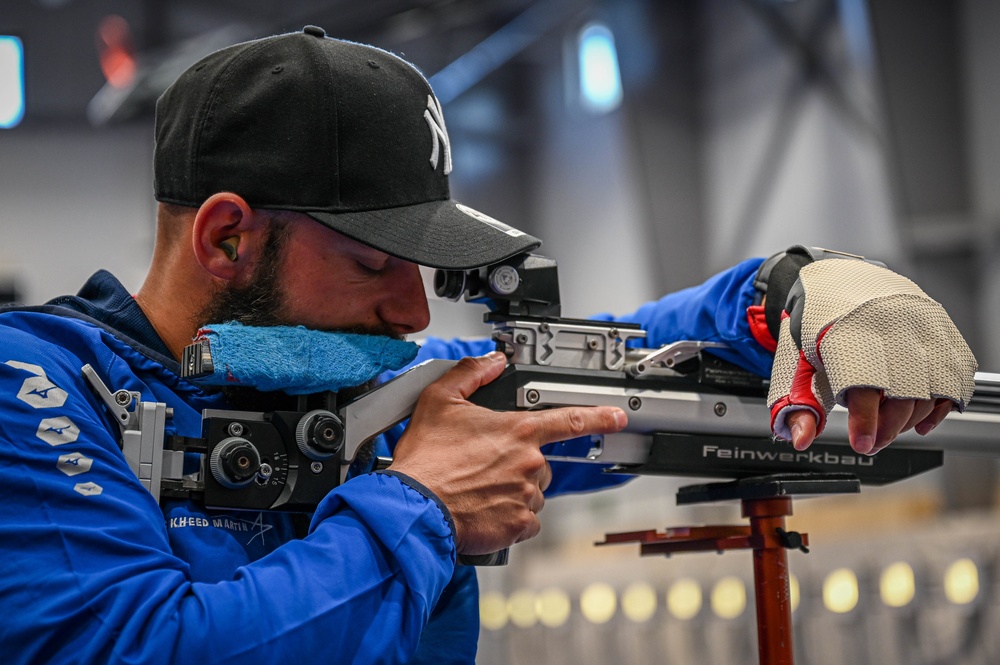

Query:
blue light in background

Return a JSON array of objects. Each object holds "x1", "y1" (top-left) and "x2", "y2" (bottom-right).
[
  {"x1": 0, "y1": 36, "x2": 25, "y2": 128},
  {"x1": 578, "y1": 23, "x2": 622, "y2": 114}
]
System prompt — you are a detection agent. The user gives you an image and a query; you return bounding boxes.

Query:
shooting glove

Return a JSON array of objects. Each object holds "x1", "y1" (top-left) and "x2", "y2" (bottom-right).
[{"x1": 749, "y1": 246, "x2": 977, "y2": 440}]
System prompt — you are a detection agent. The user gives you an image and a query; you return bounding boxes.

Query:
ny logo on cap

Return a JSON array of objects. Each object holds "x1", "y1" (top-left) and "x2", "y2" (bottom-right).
[{"x1": 424, "y1": 95, "x2": 452, "y2": 175}]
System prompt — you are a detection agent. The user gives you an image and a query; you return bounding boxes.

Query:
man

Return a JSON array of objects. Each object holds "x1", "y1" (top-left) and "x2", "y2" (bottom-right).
[{"x1": 0, "y1": 27, "x2": 975, "y2": 664}]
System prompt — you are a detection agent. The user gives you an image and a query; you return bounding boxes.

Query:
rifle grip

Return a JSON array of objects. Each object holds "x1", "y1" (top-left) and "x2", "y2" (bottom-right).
[{"x1": 458, "y1": 548, "x2": 509, "y2": 566}]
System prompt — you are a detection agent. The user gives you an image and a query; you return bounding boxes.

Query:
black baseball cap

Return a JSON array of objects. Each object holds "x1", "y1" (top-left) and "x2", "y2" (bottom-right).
[{"x1": 153, "y1": 25, "x2": 541, "y2": 270}]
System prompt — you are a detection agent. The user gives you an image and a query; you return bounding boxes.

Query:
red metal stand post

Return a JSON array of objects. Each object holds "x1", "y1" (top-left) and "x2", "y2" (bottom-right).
[
  {"x1": 744, "y1": 496, "x2": 795, "y2": 665},
  {"x1": 598, "y1": 494, "x2": 810, "y2": 665},
  {"x1": 598, "y1": 474, "x2": 865, "y2": 665}
]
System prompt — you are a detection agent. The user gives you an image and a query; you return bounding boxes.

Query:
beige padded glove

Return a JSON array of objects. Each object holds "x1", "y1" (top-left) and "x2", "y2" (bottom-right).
[{"x1": 767, "y1": 258, "x2": 976, "y2": 440}]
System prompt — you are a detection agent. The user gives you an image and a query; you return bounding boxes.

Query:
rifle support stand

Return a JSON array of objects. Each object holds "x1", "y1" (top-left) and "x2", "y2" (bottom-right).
[{"x1": 597, "y1": 473, "x2": 861, "y2": 665}]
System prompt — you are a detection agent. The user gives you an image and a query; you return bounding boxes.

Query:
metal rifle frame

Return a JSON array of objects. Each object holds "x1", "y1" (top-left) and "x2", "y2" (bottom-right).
[{"x1": 84, "y1": 253, "x2": 1000, "y2": 660}]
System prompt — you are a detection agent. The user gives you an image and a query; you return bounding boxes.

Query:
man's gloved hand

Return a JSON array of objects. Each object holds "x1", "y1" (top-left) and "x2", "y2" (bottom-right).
[{"x1": 752, "y1": 247, "x2": 977, "y2": 454}]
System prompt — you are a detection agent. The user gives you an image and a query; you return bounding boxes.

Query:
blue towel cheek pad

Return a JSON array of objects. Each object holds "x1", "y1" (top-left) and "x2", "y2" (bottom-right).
[{"x1": 191, "y1": 322, "x2": 419, "y2": 394}]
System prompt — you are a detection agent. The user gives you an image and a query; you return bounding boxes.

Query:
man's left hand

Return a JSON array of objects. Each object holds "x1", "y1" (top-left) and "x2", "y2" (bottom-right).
[
  {"x1": 767, "y1": 258, "x2": 976, "y2": 453},
  {"x1": 787, "y1": 389, "x2": 956, "y2": 454}
]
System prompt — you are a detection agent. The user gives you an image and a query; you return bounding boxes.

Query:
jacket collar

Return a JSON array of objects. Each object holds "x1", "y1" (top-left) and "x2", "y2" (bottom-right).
[{"x1": 45, "y1": 269, "x2": 176, "y2": 362}]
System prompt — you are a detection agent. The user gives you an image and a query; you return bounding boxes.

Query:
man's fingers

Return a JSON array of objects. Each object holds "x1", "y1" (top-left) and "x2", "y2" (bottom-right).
[
  {"x1": 433, "y1": 352, "x2": 508, "y2": 400},
  {"x1": 870, "y1": 399, "x2": 914, "y2": 453},
  {"x1": 528, "y1": 485, "x2": 546, "y2": 515},
  {"x1": 520, "y1": 406, "x2": 627, "y2": 447},
  {"x1": 538, "y1": 459, "x2": 553, "y2": 493},
  {"x1": 915, "y1": 398, "x2": 955, "y2": 435},
  {"x1": 786, "y1": 410, "x2": 818, "y2": 451},
  {"x1": 845, "y1": 387, "x2": 881, "y2": 454},
  {"x1": 515, "y1": 514, "x2": 542, "y2": 544},
  {"x1": 900, "y1": 400, "x2": 936, "y2": 434}
]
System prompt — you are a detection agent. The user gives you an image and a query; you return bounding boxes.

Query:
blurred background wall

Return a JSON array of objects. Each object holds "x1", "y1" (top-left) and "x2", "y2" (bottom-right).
[{"x1": 2, "y1": 0, "x2": 999, "y2": 662}]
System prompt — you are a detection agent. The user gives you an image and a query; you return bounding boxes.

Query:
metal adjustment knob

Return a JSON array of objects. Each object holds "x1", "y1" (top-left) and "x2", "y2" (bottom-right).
[
  {"x1": 295, "y1": 410, "x2": 345, "y2": 461},
  {"x1": 488, "y1": 265, "x2": 520, "y2": 295},
  {"x1": 209, "y1": 437, "x2": 262, "y2": 489},
  {"x1": 433, "y1": 269, "x2": 466, "y2": 300},
  {"x1": 775, "y1": 527, "x2": 810, "y2": 553}
]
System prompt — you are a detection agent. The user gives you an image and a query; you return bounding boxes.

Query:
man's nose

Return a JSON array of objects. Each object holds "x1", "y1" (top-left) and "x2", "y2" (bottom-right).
[{"x1": 379, "y1": 262, "x2": 431, "y2": 335}]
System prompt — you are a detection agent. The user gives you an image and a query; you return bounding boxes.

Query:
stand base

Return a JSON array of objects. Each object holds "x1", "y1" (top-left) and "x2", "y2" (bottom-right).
[{"x1": 597, "y1": 473, "x2": 861, "y2": 665}]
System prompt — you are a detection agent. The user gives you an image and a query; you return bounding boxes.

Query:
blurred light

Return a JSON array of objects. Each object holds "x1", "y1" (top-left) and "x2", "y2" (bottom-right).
[
  {"x1": 447, "y1": 89, "x2": 504, "y2": 133},
  {"x1": 96, "y1": 15, "x2": 136, "y2": 89},
  {"x1": 508, "y1": 589, "x2": 538, "y2": 628},
  {"x1": 789, "y1": 573, "x2": 800, "y2": 613},
  {"x1": 536, "y1": 588, "x2": 572, "y2": 628},
  {"x1": 0, "y1": 36, "x2": 25, "y2": 129},
  {"x1": 880, "y1": 562, "x2": 916, "y2": 608},
  {"x1": 580, "y1": 582, "x2": 617, "y2": 624},
  {"x1": 578, "y1": 23, "x2": 622, "y2": 114},
  {"x1": 711, "y1": 576, "x2": 747, "y2": 619},
  {"x1": 451, "y1": 140, "x2": 504, "y2": 184},
  {"x1": 480, "y1": 591, "x2": 509, "y2": 631},
  {"x1": 823, "y1": 568, "x2": 859, "y2": 614},
  {"x1": 944, "y1": 558, "x2": 979, "y2": 605},
  {"x1": 428, "y1": 0, "x2": 567, "y2": 104},
  {"x1": 667, "y1": 578, "x2": 702, "y2": 620},
  {"x1": 837, "y1": 0, "x2": 876, "y2": 68},
  {"x1": 621, "y1": 582, "x2": 657, "y2": 623}
]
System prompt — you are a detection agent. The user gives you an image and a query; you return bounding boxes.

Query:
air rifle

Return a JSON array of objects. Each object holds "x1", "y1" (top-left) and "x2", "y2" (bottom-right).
[
  {"x1": 81, "y1": 251, "x2": 1000, "y2": 661},
  {"x1": 82, "y1": 253, "x2": 1000, "y2": 514}
]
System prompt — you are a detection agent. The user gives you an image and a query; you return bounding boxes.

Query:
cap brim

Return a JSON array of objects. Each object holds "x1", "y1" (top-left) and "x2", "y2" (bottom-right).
[{"x1": 307, "y1": 200, "x2": 541, "y2": 270}]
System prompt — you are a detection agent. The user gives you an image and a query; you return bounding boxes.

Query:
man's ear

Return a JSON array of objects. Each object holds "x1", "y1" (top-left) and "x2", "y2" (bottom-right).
[{"x1": 191, "y1": 192, "x2": 266, "y2": 281}]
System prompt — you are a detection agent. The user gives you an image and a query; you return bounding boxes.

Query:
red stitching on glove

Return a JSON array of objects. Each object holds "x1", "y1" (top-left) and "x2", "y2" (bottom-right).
[
  {"x1": 770, "y1": 350, "x2": 827, "y2": 436},
  {"x1": 746, "y1": 305, "x2": 777, "y2": 353}
]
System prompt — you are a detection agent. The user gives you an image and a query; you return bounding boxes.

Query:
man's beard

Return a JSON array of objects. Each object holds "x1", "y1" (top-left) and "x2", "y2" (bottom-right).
[
  {"x1": 195, "y1": 222, "x2": 290, "y2": 330},
  {"x1": 194, "y1": 222, "x2": 402, "y2": 407},
  {"x1": 196, "y1": 222, "x2": 401, "y2": 340}
]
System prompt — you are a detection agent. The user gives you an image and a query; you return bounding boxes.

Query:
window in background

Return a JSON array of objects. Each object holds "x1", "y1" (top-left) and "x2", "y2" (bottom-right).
[
  {"x1": 0, "y1": 35, "x2": 24, "y2": 128},
  {"x1": 578, "y1": 23, "x2": 622, "y2": 114}
]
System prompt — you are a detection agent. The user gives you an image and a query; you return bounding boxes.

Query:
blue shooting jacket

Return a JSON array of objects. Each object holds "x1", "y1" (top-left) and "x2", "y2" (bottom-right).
[{"x1": 0, "y1": 258, "x2": 766, "y2": 664}]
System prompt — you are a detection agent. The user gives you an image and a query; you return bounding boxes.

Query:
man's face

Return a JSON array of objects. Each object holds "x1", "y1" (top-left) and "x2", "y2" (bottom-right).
[{"x1": 198, "y1": 213, "x2": 431, "y2": 338}]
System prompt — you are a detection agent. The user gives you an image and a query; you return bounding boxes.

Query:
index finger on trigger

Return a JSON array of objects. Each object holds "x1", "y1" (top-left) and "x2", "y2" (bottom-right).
[{"x1": 522, "y1": 406, "x2": 627, "y2": 447}]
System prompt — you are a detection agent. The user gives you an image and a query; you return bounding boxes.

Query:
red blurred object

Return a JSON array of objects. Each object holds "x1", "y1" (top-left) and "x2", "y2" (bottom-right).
[{"x1": 96, "y1": 15, "x2": 136, "y2": 88}]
